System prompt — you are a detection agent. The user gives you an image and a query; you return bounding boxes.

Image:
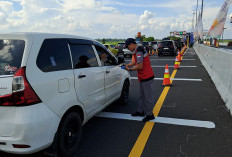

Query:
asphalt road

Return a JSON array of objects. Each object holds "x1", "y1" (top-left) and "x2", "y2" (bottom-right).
[
  {"x1": 219, "y1": 45, "x2": 232, "y2": 51},
  {"x1": 1, "y1": 48, "x2": 232, "y2": 157}
]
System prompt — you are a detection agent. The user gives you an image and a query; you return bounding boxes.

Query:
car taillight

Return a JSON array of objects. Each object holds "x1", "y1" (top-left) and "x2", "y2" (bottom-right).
[{"x1": 0, "y1": 67, "x2": 42, "y2": 106}]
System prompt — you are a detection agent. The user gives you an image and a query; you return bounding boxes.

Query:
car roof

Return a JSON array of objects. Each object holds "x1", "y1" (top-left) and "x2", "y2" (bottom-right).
[
  {"x1": 0, "y1": 32, "x2": 99, "y2": 43},
  {"x1": 161, "y1": 40, "x2": 173, "y2": 42}
]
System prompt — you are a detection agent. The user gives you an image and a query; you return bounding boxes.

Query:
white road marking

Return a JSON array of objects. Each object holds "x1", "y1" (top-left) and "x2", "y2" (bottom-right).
[
  {"x1": 96, "y1": 112, "x2": 215, "y2": 129},
  {"x1": 151, "y1": 65, "x2": 197, "y2": 68},
  {"x1": 130, "y1": 77, "x2": 202, "y2": 81},
  {"x1": 151, "y1": 59, "x2": 195, "y2": 61},
  {"x1": 125, "y1": 59, "x2": 195, "y2": 61}
]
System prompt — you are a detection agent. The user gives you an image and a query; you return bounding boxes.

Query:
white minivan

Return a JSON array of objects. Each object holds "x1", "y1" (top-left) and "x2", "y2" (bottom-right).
[{"x1": 0, "y1": 33, "x2": 130, "y2": 156}]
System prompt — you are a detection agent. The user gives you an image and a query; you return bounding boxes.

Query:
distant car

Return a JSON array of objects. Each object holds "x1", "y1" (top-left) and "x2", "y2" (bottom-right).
[
  {"x1": 141, "y1": 41, "x2": 149, "y2": 52},
  {"x1": 104, "y1": 44, "x2": 118, "y2": 56},
  {"x1": 157, "y1": 40, "x2": 178, "y2": 56},
  {"x1": 174, "y1": 40, "x2": 182, "y2": 51},
  {"x1": 150, "y1": 41, "x2": 158, "y2": 50},
  {"x1": 116, "y1": 42, "x2": 132, "y2": 58}
]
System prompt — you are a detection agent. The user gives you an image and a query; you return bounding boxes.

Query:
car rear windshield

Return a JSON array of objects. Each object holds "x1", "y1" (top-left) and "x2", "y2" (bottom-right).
[
  {"x1": 0, "y1": 40, "x2": 25, "y2": 75},
  {"x1": 118, "y1": 43, "x2": 125, "y2": 47},
  {"x1": 142, "y1": 42, "x2": 149, "y2": 46},
  {"x1": 159, "y1": 41, "x2": 173, "y2": 47}
]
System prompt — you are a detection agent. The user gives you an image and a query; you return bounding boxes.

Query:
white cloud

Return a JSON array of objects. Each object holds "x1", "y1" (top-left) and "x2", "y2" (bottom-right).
[
  {"x1": 136, "y1": 10, "x2": 193, "y2": 38},
  {"x1": 0, "y1": 0, "x2": 231, "y2": 39},
  {"x1": 0, "y1": 1, "x2": 13, "y2": 13}
]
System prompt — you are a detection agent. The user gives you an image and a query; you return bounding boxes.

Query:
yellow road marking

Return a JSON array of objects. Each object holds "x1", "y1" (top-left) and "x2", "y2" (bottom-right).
[
  {"x1": 128, "y1": 122, "x2": 154, "y2": 157},
  {"x1": 129, "y1": 69, "x2": 178, "y2": 157},
  {"x1": 153, "y1": 70, "x2": 177, "y2": 116}
]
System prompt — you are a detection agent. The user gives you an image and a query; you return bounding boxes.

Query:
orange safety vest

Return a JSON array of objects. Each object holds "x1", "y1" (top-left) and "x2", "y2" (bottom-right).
[{"x1": 133, "y1": 47, "x2": 154, "y2": 82}]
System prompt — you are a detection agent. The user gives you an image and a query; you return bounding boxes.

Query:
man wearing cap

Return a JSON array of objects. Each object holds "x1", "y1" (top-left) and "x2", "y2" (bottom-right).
[{"x1": 125, "y1": 38, "x2": 155, "y2": 122}]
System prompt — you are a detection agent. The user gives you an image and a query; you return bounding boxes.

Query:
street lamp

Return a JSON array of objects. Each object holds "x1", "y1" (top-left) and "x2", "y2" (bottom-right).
[
  {"x1": 192, "y1": 12, "x2": 195, "y2": 32},
  {"x1": 222, "y1": 27, "x2": 227, "y2": 42}
]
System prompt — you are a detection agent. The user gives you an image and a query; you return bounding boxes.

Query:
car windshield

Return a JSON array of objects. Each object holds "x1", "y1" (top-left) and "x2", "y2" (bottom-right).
[
  {"x1": 151, "y1": 42, "x2": 157, "y2": 45},
  {"x1": 0, "y1": 40, "x2": 25, "y2": 75},
  {"x1": 118, "y1": 43, "x2": 125, "y2": 47},
  {"x1": 159, "y1": 41, "x2": 173, "y2": 47},
  {"x1": 142, "y1": 42, "x2": 149, "y2": 46},
  {"x1": 104, "y1": 45, "x2": 109, "y2": 49},
  {"x1": 110, "y1": 45, "x2": 115, "y2": 48}
]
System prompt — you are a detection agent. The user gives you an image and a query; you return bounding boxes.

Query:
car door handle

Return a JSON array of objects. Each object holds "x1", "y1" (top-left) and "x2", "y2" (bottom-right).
[
  {"x1": 78, "y1": 75, "x2": 86, "y2": 78},
  {"x1": 105, "y1": 70, "x2": 110, "y2": 74}
]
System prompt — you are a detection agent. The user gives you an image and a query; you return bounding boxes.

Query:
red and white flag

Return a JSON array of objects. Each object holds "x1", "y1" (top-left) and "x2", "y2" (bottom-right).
[{"x1": 207, "y1": 0, "x2": 232, "y2": 38}]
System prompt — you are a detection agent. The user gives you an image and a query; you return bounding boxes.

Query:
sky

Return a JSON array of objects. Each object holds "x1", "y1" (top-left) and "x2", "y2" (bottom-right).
[{"x1": 0, "y1": 0, "x2": 231, "y2": 39}]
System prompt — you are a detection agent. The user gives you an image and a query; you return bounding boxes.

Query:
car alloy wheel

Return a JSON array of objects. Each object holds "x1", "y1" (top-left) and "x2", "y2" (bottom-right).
[
  {"x1": 119, "y1": 81, "x2": 129, "y2": 105},
  {"x1": 58, "y1": 112, "x2": 82, "y2": 157}
]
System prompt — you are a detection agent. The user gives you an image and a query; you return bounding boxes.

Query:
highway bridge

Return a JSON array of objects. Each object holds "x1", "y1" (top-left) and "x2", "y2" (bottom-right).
[{"x1": 1, "y1": 45, "x2": 232, "y2": 157}]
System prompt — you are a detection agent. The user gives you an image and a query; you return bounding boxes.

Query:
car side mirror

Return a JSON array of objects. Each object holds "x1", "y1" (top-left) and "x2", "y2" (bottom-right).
[{"x1": 118, "y1": 55, "x2": 125, "y2": 64}]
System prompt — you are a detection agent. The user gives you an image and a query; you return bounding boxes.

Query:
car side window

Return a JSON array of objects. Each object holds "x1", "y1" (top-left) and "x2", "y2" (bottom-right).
[
  {"x1": 36, "y1": 39, "x2": 72, "y2": 72},
  {"x1": 94, "y1": 45, "x2": 117, "y2": 66},
  {"x1": 69, "y1": 44, "x2": 99, "y2": 69}
]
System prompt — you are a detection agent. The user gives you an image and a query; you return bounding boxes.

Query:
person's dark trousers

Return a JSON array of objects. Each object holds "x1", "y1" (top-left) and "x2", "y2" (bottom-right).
[{"x1": 137, "y1": 79, "x2": 154, "y2": 116}]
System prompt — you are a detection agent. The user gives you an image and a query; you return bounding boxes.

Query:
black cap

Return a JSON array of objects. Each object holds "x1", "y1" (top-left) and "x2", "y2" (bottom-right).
[{"x1": 125, "y1": 38, "x2": 136, "y2": 48}]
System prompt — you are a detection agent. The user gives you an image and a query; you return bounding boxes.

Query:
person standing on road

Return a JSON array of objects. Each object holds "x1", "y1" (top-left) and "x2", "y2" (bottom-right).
[{"x1": 125, "y1": 38, "x2": 155, "y2": 122}]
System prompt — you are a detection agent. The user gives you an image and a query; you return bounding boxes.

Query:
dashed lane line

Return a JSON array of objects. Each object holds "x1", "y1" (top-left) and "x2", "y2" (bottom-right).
[
  {"x1": 96, "y1": 112, "x2": 215, "y2": 129},
  {"x1": 125, "y1": 59, "x2": 195, "y2": 61},
  {"x1": 151, "y1": 65, "x2": 197, "y2": 68},
  {"x1": 130, "y1": 77, "x2": 202, "y2": 81}
]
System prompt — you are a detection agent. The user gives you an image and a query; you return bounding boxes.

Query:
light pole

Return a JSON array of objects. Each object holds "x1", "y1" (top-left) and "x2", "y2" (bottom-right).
[
  {"x1": 196, "y1": 0, "x2": 199, "y2": 23},
  {"x1": 222, "y1": 27, "x2": 227, "y2": 42},
  {"x1": 192, "y1": 12, "x2": 195, "y2": 32}
]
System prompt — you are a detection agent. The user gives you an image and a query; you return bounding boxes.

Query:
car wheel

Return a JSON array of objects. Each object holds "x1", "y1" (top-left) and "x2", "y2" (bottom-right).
[
  {"x1": 58, "y1": 112, "x2": 82, "y2": 157},
  {"x1": 158, "y1": 53, "x2": 161, "y2": 56},
  {"x1": 119, "y1": 81, "x2": 129, "y2": 105}
]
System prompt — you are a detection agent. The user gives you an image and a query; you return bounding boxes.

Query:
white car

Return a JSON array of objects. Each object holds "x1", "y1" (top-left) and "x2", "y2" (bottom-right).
[
  {"x1": 116, "y1": 42, "x2": 132, "y2": 58},
  {"x1": 0, "y1": 33, "x2": 130, "y2": 156}
]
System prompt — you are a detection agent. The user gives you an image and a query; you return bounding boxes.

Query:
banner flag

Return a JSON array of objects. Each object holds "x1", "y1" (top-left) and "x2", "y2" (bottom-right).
[{"x1": 207, "y1": 0, "x2": 232, "y2": 38}]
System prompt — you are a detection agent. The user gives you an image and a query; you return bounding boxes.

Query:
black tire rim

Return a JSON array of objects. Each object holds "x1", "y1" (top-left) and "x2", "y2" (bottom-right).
[
  {"x1": 63, "y1": 120, "x2": 80, "y2": 150},
  {"x1": 123, "y1": 83, "x2": 129, "y2": 103}
]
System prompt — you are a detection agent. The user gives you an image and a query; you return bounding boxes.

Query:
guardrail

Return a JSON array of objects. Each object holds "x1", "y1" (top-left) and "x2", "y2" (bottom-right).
[{"x1": 193, "y1": 44, "x2": 232, "y2": 116}]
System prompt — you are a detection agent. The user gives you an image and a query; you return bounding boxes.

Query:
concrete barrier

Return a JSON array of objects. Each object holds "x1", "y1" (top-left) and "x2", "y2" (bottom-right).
[{"x1": 193, "y1": 44, "x2": 232, "y2": 115}]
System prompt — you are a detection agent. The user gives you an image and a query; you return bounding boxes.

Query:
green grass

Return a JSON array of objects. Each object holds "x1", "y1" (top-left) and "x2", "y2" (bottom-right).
[{"x1": 100, "y1": 41, "x2": 125, "y2": 46}]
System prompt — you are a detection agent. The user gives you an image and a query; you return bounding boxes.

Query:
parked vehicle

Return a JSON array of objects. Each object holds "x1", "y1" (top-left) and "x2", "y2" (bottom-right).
[
  {"x1": 174, "y1": 40, "x2": 182, "y2": 51},
  {"x1": 150, "y1": 41, "x2": 158, "y2": 50},
  {"x1": 103, "y1": 44, "x2": 118, "y2": 56},
  {"x1": 157, "y1": 40, "x2": 178, "y2": 56},
  {"x1": 0, "y1": 33, "x2": 130, "y2": 156},
  {"x1": 141, "y1": 41, "x2": 149, "y2": 52},
  {"x1": 116, "y1": 42, "x2": 132, "y2": 58}
]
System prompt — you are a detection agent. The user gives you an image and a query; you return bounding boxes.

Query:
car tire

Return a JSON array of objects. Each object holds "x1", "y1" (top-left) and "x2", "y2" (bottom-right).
[
  {"x1": 158, "y1": 53, "x2": 161, "y2": 56},
  {"x1": 118, "y1": 81, "x2": 129, "y2": 105},
  {"x1": 57, "y1": 112, "x2": 82, "y2": 157}
]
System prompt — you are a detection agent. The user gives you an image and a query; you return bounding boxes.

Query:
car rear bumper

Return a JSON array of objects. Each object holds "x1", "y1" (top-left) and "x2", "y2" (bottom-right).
[
  {"x1": 123, "y1": 49, "x2": 132, "y2": 55},
  {"x1": 0, "y1": 103, "x2": 60, "y2": 154},
  {"x1": 158, "y1": 49, "x2": 176, "y2": 54}
]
